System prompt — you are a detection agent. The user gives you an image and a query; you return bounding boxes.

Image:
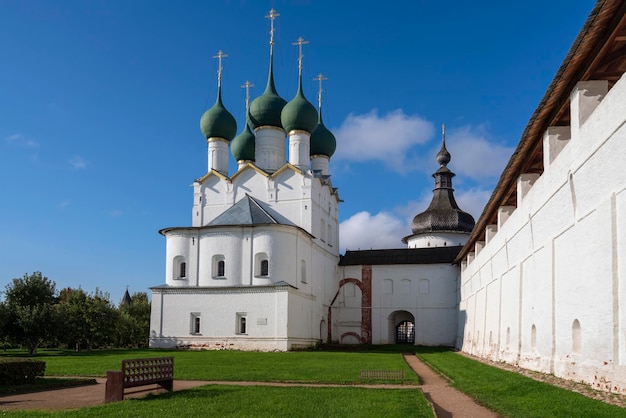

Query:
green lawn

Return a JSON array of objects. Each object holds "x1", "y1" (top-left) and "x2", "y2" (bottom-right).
[
  {"x1": 415, "y1": 347, "x2": 626, "y2": 418},
  {"x1": 0, "y1": 385, "x2": 434, "y2": 418},
  {"x1": 2, "y1": 348, "x2": 418, "y2": 384}
]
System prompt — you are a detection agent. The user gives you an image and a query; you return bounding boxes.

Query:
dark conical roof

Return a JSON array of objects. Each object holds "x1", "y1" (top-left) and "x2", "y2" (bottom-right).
[{"x1": 410, "y1": 136, "x2": 475, "y2": 235}]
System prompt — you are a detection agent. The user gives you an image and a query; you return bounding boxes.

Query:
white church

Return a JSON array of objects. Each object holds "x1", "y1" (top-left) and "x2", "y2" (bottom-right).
[{"x1": 151, "y1": 1, "x2": 626, "y2": 393}]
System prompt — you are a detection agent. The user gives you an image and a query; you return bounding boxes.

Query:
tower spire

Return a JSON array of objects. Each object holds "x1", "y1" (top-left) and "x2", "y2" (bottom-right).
[{"x1": 437, "y1": 123, "x2": 451, "y2": 167}]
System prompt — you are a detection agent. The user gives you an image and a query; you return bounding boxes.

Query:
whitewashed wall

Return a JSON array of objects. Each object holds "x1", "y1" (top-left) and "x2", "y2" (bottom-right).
[{"x1": 460, "y1": 75, "x2": 626, "y2": 393}]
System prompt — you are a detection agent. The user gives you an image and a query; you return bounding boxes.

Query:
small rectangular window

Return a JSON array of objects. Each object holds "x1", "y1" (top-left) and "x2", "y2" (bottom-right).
[
  {"x1": 260, "y1": 259, "x2": 269, "y2": 276},
  {"x1": 237, "y1": 312, "x2": 247, "y2": 334},
  {"x1": 190, "y1": 313, "x2": 201, "y2": 334}
]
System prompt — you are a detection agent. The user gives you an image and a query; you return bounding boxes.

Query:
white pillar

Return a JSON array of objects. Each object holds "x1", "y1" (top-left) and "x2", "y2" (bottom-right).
[
  {"x1": 255, "y1": 127, "x2": 286, "y2": 172},
  {"x1": 207, "y1": 138, "x2": 229, "y2": 175},
  {"x1": 543, "y1": 126, "x2": 571, "y2": 166},
  {"x1": 311, "y1": 155, "x2": 330, "y2": 175},
  {"x1": 288, "y1": 130, "x2": 310, "y2": 171}
]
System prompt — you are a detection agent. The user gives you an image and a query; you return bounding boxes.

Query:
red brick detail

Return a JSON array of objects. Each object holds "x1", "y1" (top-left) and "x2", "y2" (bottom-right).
[{"x1": 361, "y1": 265, "x2": 372, "y2": 344}]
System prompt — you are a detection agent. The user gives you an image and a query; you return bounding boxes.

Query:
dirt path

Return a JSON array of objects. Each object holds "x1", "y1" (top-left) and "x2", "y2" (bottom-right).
[
  {"x1": 0, "y1": 356, "x2": 500, "y2": 416},
  {"x1": 403, "y1": 353, "x2": 498, "y2": 418}
]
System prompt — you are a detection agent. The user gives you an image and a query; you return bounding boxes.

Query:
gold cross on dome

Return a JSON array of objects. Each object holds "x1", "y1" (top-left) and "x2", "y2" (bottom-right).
[
  {"x1": 313, "y1": 73, "x2": 328, "y2": 109},
  {"x1": 265, "y1": 8, "x2": 280, "y2": 45},
  {"x1": 241, "y1": 80, "x2": 254, "y2": 110},
  {"x1": 212, "y1": 50, "x2": 228, "y2": 86},
  {"x1": 292, "y1": 37, "x2": 309, "y2": 72}
]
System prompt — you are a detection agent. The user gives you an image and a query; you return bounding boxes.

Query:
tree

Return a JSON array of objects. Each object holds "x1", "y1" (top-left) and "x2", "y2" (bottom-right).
[
  {"x1": 4, "y1": 272, "x2": 57, "y2": 355},
  {"x1": 118, "y1": 291, "x2": 151, "y2": 347}
]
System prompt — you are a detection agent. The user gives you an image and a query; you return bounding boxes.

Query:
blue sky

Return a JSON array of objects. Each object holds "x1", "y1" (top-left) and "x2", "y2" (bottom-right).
[{"x1": 0, "y1": 1, "x2": 592, "y2": 303}]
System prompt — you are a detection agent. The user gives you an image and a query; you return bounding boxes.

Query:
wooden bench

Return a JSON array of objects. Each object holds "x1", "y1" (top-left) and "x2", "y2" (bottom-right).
[
  {"x1": 359, "y1": 369, "x2": 405, "y2": 382},
  {"x1": 105, "y1": 356, "x2": 174, "y2": 402}
]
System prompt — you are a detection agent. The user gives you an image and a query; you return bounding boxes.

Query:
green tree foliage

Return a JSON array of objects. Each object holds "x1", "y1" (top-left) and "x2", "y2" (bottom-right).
[
  {"x1": 57, "y1": 288, "x2": 120, "y2": 350},
  {"x1": 4, "y1": 272, "x2": 58, "y2": 355},
  {"x1": 117, "y1": 292, "x2": 151, "y2": 348},
  {"x1": 2, "y1": 272, "x2": 150, "y2": 354}
]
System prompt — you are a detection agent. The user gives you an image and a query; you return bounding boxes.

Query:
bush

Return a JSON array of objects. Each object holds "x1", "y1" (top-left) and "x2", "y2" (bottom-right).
[{"x1": 0, "y1": 358, "x2": 46, "y2": 385}]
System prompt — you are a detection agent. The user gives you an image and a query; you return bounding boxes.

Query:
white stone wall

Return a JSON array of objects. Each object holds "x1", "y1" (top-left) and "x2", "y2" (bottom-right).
[{"x1": 460, "y1": 75, "x2": 626, "y2": 393}]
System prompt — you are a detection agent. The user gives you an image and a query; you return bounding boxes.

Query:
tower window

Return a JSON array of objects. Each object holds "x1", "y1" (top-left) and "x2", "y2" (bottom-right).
[
  {"x1": 213, "y1": 255, "x2": 226, "y2": 279},
  {"x1": 255, "y1": 252, "x2": 269, "y2": 277},
  {"x1": 173, "y1": 256, "x2": 187, "y2": 280}
]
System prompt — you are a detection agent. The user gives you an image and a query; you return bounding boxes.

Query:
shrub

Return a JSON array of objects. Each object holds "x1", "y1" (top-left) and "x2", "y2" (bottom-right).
[{"x1": 0, "y1": 358, "x2": 46, "y2": 385}]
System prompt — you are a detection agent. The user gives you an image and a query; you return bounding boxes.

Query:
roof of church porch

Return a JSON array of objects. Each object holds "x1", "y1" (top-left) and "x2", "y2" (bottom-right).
[{"x1": 208, "y1": 194, "x2": 286, "y2": 226}]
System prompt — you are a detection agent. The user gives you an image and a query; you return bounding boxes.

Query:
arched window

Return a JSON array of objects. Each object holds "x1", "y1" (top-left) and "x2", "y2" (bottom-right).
[
  {"x1": 190, "y1": 313, "x2": 200, "y2": 334},
  {"x1": 173, "y1": 256, "x2": 187, "y2": 280},
  {"x1": 254, "y1": 252, "x2": 269, "y2": 277},
  {"x1": 237, "y1": 312, "x2": 247, "y2": 334},
  {"x1": 212, "y1": 254, "x2": 226, "y2": 279}
]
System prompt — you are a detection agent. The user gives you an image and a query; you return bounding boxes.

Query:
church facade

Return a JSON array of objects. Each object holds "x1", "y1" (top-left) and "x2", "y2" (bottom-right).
[
  {"x1": 149, "y1": 9, "x2": 473, "y2": 352},
  {"x1": 150, "y1": 0, "x2": 626, "y2": 394}
]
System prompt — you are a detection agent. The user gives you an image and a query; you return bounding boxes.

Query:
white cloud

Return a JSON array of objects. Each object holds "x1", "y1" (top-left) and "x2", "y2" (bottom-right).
[
  {"x1": 5, "y1": 133, "x2": 39, "y2": 148},
  {"x1": 340, "y1": 211, "x2": 408, "y2": 251},
  {"x1": 332, "y1": 109, "x2": 434, "y2": 172},
  {"x1": 446, "y1": 126, "x2": 514, "y2": 180},
  {"x1": 58, "y1": 200, "x2": 70, "y2": 210},
  {"x1": 69, "y1": 156, "x2": 87, "y2": 170},
  {"x1": 455, "y1": 188, "x2": 493, "y2": 221},
  {"x1": 109, "y1": 210, "x2": 123, "y2": 217}
]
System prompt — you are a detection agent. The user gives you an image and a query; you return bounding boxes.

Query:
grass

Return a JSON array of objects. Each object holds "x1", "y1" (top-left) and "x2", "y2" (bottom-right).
[
  {"x1": 0, "y1": 385, "x2": 434, "y2": 417},
  {"x1": 415, "y1": 347, "x2": 626, "y2": 418},
  {"x1": 1, "y1": 348, "x2": 418, "y2": 384}
]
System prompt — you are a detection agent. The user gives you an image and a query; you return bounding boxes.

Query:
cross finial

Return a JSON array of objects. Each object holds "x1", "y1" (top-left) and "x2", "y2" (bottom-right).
[
  {"x1": 292, "y1": 36, "x2": 309, "y2": 74},
  {"x1": 442, "y1": 124, "x2": 446, "y2": 143},
  {"x1": 241, "y1": 80, "x2": 254, "y2": 110},
  {"x1": 313, "y1": 73, "x2": 328, "y2": 110},
  {"x1": 213, "y1": 50, "x2": 228, "y2": 88},
  {"x1": 265, "y1": 8, "x2": 280, "y2": 46}
]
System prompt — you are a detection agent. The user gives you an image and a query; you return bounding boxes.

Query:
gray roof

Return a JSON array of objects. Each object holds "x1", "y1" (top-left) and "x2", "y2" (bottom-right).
[
  {"x1": 339, "y1": 246, "x2": 463, "y2": 266},
  {"x1": 208, "y1": 195, "x2": 290, "y2": 226}
]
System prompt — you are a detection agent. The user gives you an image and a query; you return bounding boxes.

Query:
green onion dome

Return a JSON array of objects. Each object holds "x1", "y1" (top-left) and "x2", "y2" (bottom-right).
[
  {"x1": 281, "y1": 79, "x2": 318, "y2": 134},
  {"x1": 310, "y1": 112, "x2": 336, "y2": 157},
  {"x1": 248, "y1": 59, "x2": 287, "y2": 130},
  {"x1": 200, "y1": 89, "x2": 237, "y2": 141},
  {"x1": 231, "y1": 124, "x2": 255, "y2": 161}
]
